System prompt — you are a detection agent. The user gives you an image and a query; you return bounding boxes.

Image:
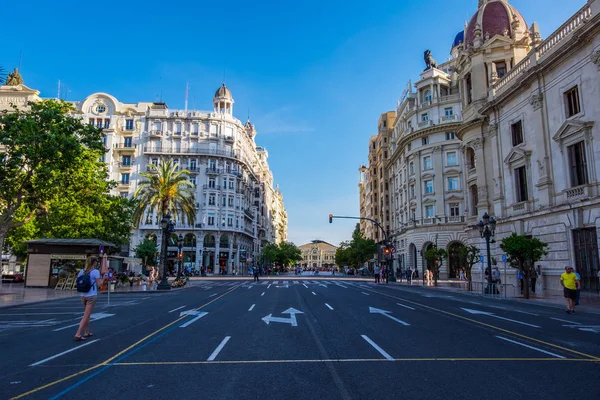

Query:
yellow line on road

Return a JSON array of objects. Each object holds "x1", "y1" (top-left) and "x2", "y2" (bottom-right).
[
  {"x1": 358, "y1": 286, "x2": 600, "y2": 361},
  {"x1": 111, "y1": 357, "x2": 595, "y2": 366},
  {"x1": 11, "y1": 285, "x2": 240, "y2": 400}
]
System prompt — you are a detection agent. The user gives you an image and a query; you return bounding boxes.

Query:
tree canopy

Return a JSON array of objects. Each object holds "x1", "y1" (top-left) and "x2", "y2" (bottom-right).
[
  {"x1": 458, "y1": 245, "x2": 480, "y2": 291},
  {"x1": 260, "y1": 241, "x2": 302, "y2": 270},
  {"x1": 134, "y1": 238, "x2": 159, "y2": 268},
  {"x1": 423, "y1": 245, "x2": 448, "y2": 286},
  {"x1": 0, "y1": 100, "x2": 134, "y2": 257},
  {"x1": 334, "y1": 224, "x2": 377, "y2": 269},
  {"x1": 499, "y1": 233, "x2": 548, "y2": 299}
]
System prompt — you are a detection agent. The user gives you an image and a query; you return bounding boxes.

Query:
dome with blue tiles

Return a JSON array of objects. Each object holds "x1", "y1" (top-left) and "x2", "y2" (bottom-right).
[{"x1": 452, "y1": 30, "x2": 465, "y2": 49}]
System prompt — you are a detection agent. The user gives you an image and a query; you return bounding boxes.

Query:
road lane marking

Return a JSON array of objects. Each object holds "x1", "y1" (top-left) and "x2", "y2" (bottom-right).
[
  {"x1": 495, "y1": 336, "x2": 565, "y2": 359},
  {"x1": 325, "y1": 304, "x2": 334, "y2": 310},
  {"x1": 168, "y1": 306, "x2": 187, "y2": 313},
  {"x1": 461, "y1": 308, "x2": 540, "y2": 328},
  {"x1": 114, "y1": 357, "x2": 591, "y2": 366},
  {"x1": 303, "y1": 284, "x2": 309, "y2": 289},
  {"x1": 30, "y1": 340, "x2": 100, "y2": 366},
  {"x1": 267, "y1": 284, "x2": 272, "y2": 289},
  {"x1": 351, "y1": 285, "x2": 600, "y2": 361},
  {"x1": 248, "y1": 304, "x2": 255, "y2": 311},
  {"x1": 370, "y1": 307, "x2": 410, "y2": 326},
  {"x1": 551, "y1": 318, "x2": 580, "y2": 325},
  {"x1": 397, "y1": 303, "x2": 416, "y2": 310},
  {"x1": 261, "y1": 292, "x2": 265, "y2": 296},
  {"x1": 293, "y1": 281, "x2": 299, "y2": 284},
  {"x1": 209, "y1": 293, "x2": 217, "y2": 297},
  {"x1": 361, "y1": 335, "x2": 394, "y2": 361},
  {"x1": 312, "y1": 292, "x2": 317, "y2": 296},
  {"x1": 207, "y1": 336, "x2": 231, "y2": 361},
  {"x1": 52, "y1": 313, "x2": 114, "y2": 331},
  {"x1": 11, "y1": 286, "x2": 241, "y2": 400},
  {"x1": 361, "y1": 292, "x2": 370, "y2": 296}
]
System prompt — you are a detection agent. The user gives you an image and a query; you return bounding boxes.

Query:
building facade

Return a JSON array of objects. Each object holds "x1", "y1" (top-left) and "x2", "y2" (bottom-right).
[
  {"x1": 0, "y1": 79, "x2": 288, "y2": 274},
  {"x1": 361, "y1": 0, "x2": 600, "y2": 292},
  {"x1": 298, "y1": 240, "x2": 338, "y2": 271}
]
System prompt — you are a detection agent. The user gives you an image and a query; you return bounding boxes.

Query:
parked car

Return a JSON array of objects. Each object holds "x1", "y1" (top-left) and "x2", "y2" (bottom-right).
[{"x1": 2, "y1": 273, "x2": 24, "y2": 283}]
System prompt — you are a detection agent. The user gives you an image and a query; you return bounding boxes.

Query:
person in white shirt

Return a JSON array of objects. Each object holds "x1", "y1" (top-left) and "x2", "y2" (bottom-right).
[{"x1": 74, "y1": 256, "x2": 107, "y2": 341}]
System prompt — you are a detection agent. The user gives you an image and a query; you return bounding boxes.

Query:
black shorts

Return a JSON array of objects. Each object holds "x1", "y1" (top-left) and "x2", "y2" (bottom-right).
[{"x1": 563, "y1": 288, "x2": 577, "y2": 300}]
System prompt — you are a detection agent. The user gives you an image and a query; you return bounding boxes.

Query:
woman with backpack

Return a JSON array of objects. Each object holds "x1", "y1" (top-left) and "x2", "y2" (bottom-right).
[{"x1": 74, "y1": 256, "x2": 107, "y2": 342}]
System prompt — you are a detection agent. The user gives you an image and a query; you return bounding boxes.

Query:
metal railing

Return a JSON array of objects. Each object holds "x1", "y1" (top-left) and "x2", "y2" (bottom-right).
[{"x1": 464, "y1": 281, "x2": 516, "y2": 299}]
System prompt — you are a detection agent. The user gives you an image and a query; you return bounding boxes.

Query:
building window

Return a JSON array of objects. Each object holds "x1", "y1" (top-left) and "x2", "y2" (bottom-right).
[
  {"x1": 209, "y1": 195, "x2": 216, "y2": 206},
  {"x1": 96, "y1": 105, "x2": 106, "y2": 113},
  {"x1": 120, "y1": 192, "x2": 128, "y2": 198},
  {"x1": 190, "y1": 159, "x2": 197, "y2": 171},
  {"x1": 410, "y1": 185, "x2": 415, "y2": 198},
  {"x1": 121, "y1": 156, "x2": 131, "y2": 166},
  {"x1": 152, "y1": 158, "x2": 159, "y2": 166},
  {"x1": 125, "y1": 119, "x2": 134, "y2": 130},
  {"x1": 424, "y1": 180, "x2": 433, "y2": 194},
  {"x1": 424, "y1": 90, "x2": 432, "y2": 103},
  {"x1": 208, "y1": 216, "x2": 215, "y2": 226},
  {"x1": 425, "y1": 205, "x2": 434, "y2": 218},
  {"x1": 495, "y1": 62, "x2": 507, "y2": 79},
  {"x1": 421, "y1": 113, "x2": 429, "y2": 122},
  {"x1": 567, "y1": 141, "x2": 588, "y2": 187},
  {"x1": 565, "y1": 86, "x2": 581, "y2": 118},
  {"x1": 407, "y1": 143, "x2": 412, "y2": 151},
  {"x1": 511, "y1": 121, "x2": 523, "y2": 146},
  {"x1": 449, "y1": 203, "x2": 460, "y2": 217},
  {"x1": 189, "y1": 177, "x2": 196, "y2": 187},
  {"x1": 124, "y1": 137, "x2": 133, "y2": 148},
  {"x1": 466, "y1": 73, "x2": 473, "y2": 104},
  {"x1": 422, "y1": 136, "x2": 429, "y2": 145},
  {"x1": 103, "y1": 119, "x2": 110, "y2": 129},
  {"x1": 121, "y1": 173, "x2": 130, "y2": 184},
  {"x1": 409, "y1": 162, "x2": 414, "y2": 175},
  {"x1": 227, "y1": 215, "x2": 233, "y2": 227},
  {"x1": 96, "y1": 120, "x2": 103, "y2": 128},
  {"x1": 446, "y1": 152, "x2": 457, "y2": 166},
  {"x1": 192, "y1": 123, "x2": 199, "y2": 134},
  {"x1": 514, "y1": 166, "x2": 528, "y2": 202},
  {"x1": 423, "y1": 156, "x2": 432, "y2": 170},
  {"x1": 222, "y1": 196, "x2": 226, "y2": 206},
  {"x1": 229, "y1": 179, "x2": 234, "y2": 189},
  {"x1": 447, "y1": 177, "x2": 459, "y2": 191},
  {"x1": 445, "y1": 132, "x2": 456, "y2": 140},
  {"x1": 228, "y1": 196, "x2": 234, "y2": 207},
  {"x1": 467, "y1": 148, "x2": 476, "y2": 169},
  {"x1": 470, "y1": 185, "x2": 478, "y2": 216},
  {"x1": 445, "y1": 107, "x2": 453, "y2": 116},
  {"x1": 209, "y1": 178, "x2": 215, "y2": 188},
  {"x1": 153, "y1": 122, "x2": 162, "y2": 132}
]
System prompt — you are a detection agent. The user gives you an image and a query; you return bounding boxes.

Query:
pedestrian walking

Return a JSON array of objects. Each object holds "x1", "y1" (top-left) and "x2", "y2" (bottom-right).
[
  {"x1": 518, "y1": 270, "x2": 523, "y2": 294},
  {"x1": 384, "y1": 267, "x2": 389, "y2": 284},
  {"x1": 529, "y1": 266, "x2": 538, "y2": 294},
  {"x1": 560, "y1": 266, "x2": 580, "y2": 314},
  {"x1": 253, "y1": 266, "x2": 260, "y2": 282},
  {"x1": 374, "y1": 265, "x2": 380, "y2": 284},
  {"x1": 406, "y1": 267, "x2": 412, "y2": 285},
  {"x1": 74, "y1": 256, "x2": 107, "y2": 341},
  {"x1": 459, "y1": 269, "x2": 465, "y2": 281},
  {"x1": 397, "y1": 267, "x2": 402, "y2": 282}
]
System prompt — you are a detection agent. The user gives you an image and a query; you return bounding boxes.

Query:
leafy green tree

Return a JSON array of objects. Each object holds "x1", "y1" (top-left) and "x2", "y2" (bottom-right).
[
  {"x1": 458, "y1": 245, "x2": 480, "y2": 291},
  {"x1": 334, "y1": 224, "x2": 377, "y2": 269},
  {"x1": 133, "y1": 160, "x2": 196, "y2": 280},
  {"x1": 499, "y1": 233, "x2": 548, "y2": 299},
  {"x1": 0, "y1": 100, "x2": 105, "y2": 255},
  {"x1": 275, "y1": 242, "x2": 302, "y2": 270},
  {"x1": 134, "y1": 239, "x2": 159, "y2": 268},
  {"x1": 423, "y1": 245, "x2": 448, "y2": 286},
  {"x1": 261, "y1": 243, "x2": 279, "y2": 269}
]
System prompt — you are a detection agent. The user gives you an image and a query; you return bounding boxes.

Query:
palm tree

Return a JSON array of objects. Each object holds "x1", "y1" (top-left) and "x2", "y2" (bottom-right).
[{"x1": 133, "y1": 160, "x2": 196, "y2": 281}]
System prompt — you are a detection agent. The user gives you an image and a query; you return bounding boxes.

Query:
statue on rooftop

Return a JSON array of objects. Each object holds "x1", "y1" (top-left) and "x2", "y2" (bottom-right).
[
  {"x1": 5, "y1": 68, "x2": 23, "y2": 86},
  {"x1": 424, "y1": 50, "x2": 438, "y2": 70}
]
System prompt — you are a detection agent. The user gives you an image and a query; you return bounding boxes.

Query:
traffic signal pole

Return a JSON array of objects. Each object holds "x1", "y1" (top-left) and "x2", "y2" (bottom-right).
[{"x1": 329, "y1": 214, "x2": 396, "y2": 281}]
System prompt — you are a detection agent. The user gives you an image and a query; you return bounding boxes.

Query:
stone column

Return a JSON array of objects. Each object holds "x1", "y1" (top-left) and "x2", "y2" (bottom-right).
[
  {"x1": 214, "y1": 233, "x2": 221, "y2": 274},
  {"x1": 432, "y1": 146, "x2": 444, "y2": 216}
]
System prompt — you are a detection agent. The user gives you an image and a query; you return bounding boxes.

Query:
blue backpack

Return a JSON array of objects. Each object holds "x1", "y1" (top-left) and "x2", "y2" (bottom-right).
[{"x1": 76, "y1": 271, "x2": 93, "y2": 293}]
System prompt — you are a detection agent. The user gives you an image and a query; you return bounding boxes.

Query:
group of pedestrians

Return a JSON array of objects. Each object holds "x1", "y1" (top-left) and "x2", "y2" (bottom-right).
[{"x1": 373, "y1": 265, "x2": 391, "y2": 284}]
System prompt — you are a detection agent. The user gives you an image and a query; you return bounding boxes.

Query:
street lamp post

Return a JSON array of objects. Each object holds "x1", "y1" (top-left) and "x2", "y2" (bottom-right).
[
  {"x1": 477, "y1": 212, "x2": 497, "y2": 295},
  {"x1": 157, "y1": 213, "x2": 174, "y2": 291},
  {"x1": 176, "y1": 233, "x2": 184, "y2": 280}
]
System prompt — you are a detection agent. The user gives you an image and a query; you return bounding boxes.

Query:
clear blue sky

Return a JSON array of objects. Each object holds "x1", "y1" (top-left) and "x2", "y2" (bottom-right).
[{"x1": 4, "y1": 0, "x2": 582, "y2": 246}]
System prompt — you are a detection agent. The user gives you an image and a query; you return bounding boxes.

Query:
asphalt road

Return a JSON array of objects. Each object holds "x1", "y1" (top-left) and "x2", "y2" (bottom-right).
[{"x1": 1, "y1": 278, "x2": 599, "y2": 400}]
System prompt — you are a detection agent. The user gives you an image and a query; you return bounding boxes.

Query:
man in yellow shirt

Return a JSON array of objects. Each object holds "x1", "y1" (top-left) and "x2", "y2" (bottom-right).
[{"x1": 560, "y1": 266, "x2": 580, "y2": 314}]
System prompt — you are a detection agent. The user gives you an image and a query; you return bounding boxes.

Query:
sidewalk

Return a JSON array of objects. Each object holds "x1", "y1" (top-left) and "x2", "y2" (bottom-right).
[
  {"x1": 391, "y1": 278, "x2": 600, "y2": 313},
  {"x1": 0, "y1": 281, "x2": 195, "y2": 309}
]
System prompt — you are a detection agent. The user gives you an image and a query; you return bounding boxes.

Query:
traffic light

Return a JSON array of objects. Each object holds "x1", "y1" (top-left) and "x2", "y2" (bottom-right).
[
  {"x1": 179, "y1": 253, "x2": 183, "y2": 259},
  {"x1": 329, "y1": 214, "x2": 333, "y2": 223},
  {"x1": 384, "y1": 247, "x2": 391, "y2": 256}
]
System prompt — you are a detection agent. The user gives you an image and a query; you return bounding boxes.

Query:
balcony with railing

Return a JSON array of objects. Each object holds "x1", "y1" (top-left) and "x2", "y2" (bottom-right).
[
  {"x1": 149, "y1": 130, "x2": 163, "y2": 138},
  {"x1": 114, "y1": 143, "x2": 135, "y2": 150},
  {"x1": 418, "y1": 120, "x2": 433, "y2": 128},
  {"x1": 142, "y1": 146, "x2": 237, "y2": 158},
  {"x1": 118, "y1": 162, "x2": 133, "y2": 169},
  {"x1": 202, "y1": 184, "x2": 222, "y2": 190},
  {"x1": 206, "y1": 167, "x2": 221, "y2": 175},
  {"x1": 564, "y1": 184, "x2": 593, "y2": 202},
  {"x1": 243, "y1": 208, "x2": 254, "y2": 219},
  {"x1": 441, "y1": 114, "x2": 461, "y2": 123}
]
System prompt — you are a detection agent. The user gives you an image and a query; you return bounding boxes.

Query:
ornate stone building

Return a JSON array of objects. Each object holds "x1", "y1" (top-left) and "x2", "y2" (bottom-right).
[
  {"x1": 298, "y1": 240, "x2": 338, "y2": 270},
  {"x1": 362, "y1": 0, "x2": 600, "y2": 292},
  {"x1": 0, "y1": 79, "x2": 288, "y2": 275}
]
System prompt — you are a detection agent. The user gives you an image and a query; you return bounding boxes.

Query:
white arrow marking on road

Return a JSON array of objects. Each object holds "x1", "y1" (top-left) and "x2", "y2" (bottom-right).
[
  {"x1": 325, "y1": 303, "x2": 334, "y2": 310},
  {"x1": 551, "y1": 317, "x2": 580, "y2": 325},
  {"x1": 311, "y1": 292, "x2": 317, "y2": 296},
  {"x1": 302, "y1": 284, "x2": 308, "y2": 289},
  {"x1": 396, "y1": 303, "x2": 416, "y2": 310},
  {"x1": 248, "y1": 304, "x2": 255, "y2": 311},
  {"x1": 179, "y1": 310, "x2": 209, "y2": 328},
  {"x1": 369, "y1": 307, "x2": 410, "y2": 326},
  {"x1": 276, "y1": 283, "x2": 289, "y2": 288},
  {"x1": 52, "y1": 313, "x2": 115, "y2": 331},
  {"x1": 262, "y1": 308, "x2": 304, "y2": 327},
  {"x1": 261, "y1": 292, "x2": 265, "y2": 296},
  {"x1": 461, "y1": 308, "x2": 540, "y2": 328},
  {"x1": 169, "y1": 305, "x2": 187, "y2": 313},
  {"x1": 267, "y1": 284, "x2": 272, "y2": 289}
]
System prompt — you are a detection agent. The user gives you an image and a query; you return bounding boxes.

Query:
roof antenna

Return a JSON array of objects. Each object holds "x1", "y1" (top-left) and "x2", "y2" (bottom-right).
[
  {"x1": 247, "y1": 108, "x2": 250, "y2": 121},
  {"x1": 184, "y1": 82, "x2": 189, "y2": 112},
  {"x1": 18, "y1": 50, "x2": 22, "y2": 70}
]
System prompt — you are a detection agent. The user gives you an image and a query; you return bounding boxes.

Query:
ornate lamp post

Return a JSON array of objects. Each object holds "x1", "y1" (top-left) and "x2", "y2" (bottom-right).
[
  {"x1": 157, "y1": 213, "x2": 174, "y2": 291},
  {"x1": 477, "y1": 212, "x2": 497, "y2": 294},
  {"x1": 176, "y1": 233, "x2": 184, "y2": 279}
]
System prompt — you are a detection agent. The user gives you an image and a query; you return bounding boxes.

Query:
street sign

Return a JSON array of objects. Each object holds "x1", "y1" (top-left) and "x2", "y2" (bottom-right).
[
  {"x1": 479, "y1": 256, "x2": 484, "y2": 263},
  {"x1": 502, "y1": 254, "x2": 507, "y2": 263}
]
